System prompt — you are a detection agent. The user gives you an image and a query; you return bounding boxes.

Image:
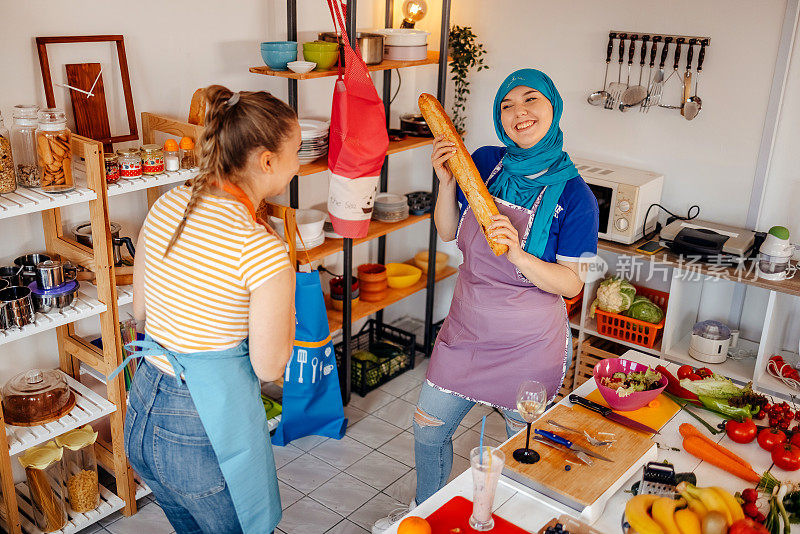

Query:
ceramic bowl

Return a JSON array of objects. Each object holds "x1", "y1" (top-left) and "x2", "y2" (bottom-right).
[
  {"x1": 593, "y1": 358, "x2": 668, "y2": 412},
  {"x1": 261, "y1": 48, "x2": 298, "y2": 70},
  {"x1": 261, "y1": 41, "x2": 298, "y2": 50},
  {"x1": 386, "y1": 263, "x2": 422, "y2": 288},
  {"x1": 287, "y1": 61, "x2": 317, "y2": 74},
  {"x1": 303, "y1": 42, "x2": 340, "y2": 70},
  {"x1": 414, "y1": 251, "x2": 449, "y2": 274}
]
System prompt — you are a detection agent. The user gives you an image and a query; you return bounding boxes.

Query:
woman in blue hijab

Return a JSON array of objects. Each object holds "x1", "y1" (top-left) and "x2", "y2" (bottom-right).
[{"x1": 413, "y1": 69, "x2": 599, "y2": 506}]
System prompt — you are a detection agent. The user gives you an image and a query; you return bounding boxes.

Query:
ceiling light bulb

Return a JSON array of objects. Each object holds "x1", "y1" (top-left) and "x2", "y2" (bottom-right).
[{"x1": 400, "y1": 0, "x2": 427, "y2": 28}]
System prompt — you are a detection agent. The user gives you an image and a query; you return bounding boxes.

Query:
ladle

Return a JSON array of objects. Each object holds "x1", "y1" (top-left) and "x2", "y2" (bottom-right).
[
  {"x1": 588, "y1": 33, "x2": 616, "y2": 106},
  {"x1": 684, "y1": 39, "x2": 707, "y2": 120}
]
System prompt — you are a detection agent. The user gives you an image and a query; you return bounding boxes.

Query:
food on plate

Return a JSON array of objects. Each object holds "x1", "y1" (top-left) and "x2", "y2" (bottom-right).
[
  {"x1": 771, "y1": 443, "x2": 800, "y2": 471},
  {"x1": 396, "y1": 516, "x2": 431, "y2": 534},
  {"x1": 599, "y1": 367, "x2": 662, "y2": 397},
  {"x1": 589, "y1": 276, "x2": 635, "y2": 316},
  {"x1": 623, "y1": 294, "x2": 665, "y2": 324},
  {"x1": 417, "y1": 93, "x2": 507, "y2": 256},
  {"x1": 757, "y1": 428, "x2": 787, "y2": 452},
  {"x1": 725, "y1": 418, "x2": 758, "y2": 444}
]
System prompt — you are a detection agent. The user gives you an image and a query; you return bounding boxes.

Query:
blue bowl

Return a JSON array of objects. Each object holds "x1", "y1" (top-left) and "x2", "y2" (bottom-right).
[
  {"x1": 261, "y1": 48, "x2": 298, "y2": 70},
  {"x1": 261, "y1": 41, "x2": 298, "y2": 50}
]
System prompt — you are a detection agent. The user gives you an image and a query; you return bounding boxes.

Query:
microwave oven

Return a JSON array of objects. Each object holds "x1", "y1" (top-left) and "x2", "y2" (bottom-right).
[{"x1": 573, "y1": 157, "x2": 664, "y2": 245}]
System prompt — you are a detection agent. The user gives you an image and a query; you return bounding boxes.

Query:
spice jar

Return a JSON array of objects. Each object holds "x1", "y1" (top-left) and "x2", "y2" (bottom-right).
[
  {"x1": 117, "y1": 148, "x2": 142, "y2": 178},
  {"x1": 103, "y1": 152, "x2": 120, "y2": 184},
  {"x1": 36, "y1": 108, "x2": 74, "y2": 193},
  {"x1": 11, "y1": 105, "x2": 40, "y2": 188},
  {"x1": 19, "y1": 441, "x2": 67, "y2": 532},
  {"x1": 140, "y1": 144, "x2": 165, "y2": 175},
  {"x1": 164, "y1": 139, "x2": 180, "y2": 171},
  {"x1": 0, "y1": 112, "x2": 16, "y2": 194},
  {"x1": 55, "y1": 425, "x2": 99, "y2": 513},
  {"x1": 179, "y1": 136, "x2": 197, "y2": 169}
]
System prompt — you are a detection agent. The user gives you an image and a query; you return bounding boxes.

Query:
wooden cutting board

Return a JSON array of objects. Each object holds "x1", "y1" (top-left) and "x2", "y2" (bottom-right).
[
  {"x1": 500, "y1": 404, "x2": 654, "y2": 512},
  {"x1": 585, "y1": 389, "x2": 680, "y2": 432}
]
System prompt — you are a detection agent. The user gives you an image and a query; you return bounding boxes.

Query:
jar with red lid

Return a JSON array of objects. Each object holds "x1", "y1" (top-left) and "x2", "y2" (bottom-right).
[
  {"x1": 117, "y1": 148, "x2": 142, "y2": 178},
  {"x1": 103, "y1": 152, "x2": 119, "y2": 184},
  {"x1": 140, "y1": 144, "x2": 165, "y2": 175}
]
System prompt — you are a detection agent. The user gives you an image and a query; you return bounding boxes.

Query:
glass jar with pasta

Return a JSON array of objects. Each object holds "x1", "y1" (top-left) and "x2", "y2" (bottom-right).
[
  {"x1": 18, "y1": 441, "x2": 67, "y2": 533},
  {"x1": 55, "y1": 425, "x2": 99, "y2": 513},
  {"x1": 35, "y1": 108, "x2": 74, "y2": 193}
]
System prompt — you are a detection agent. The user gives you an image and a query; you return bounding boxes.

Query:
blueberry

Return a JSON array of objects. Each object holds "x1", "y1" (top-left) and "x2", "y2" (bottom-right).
[{"x1": 564, "y1": 465, "x2": 571, "y2": 471}]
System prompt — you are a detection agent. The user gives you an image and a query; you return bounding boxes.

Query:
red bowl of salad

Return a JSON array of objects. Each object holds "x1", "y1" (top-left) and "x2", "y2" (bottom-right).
[{"x1": 593, "y1": 358, "x2": 668, "y2": 411}]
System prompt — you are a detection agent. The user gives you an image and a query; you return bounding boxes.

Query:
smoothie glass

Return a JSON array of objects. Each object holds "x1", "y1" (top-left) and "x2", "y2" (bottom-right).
[{"x1": 469, "y1": 446, "x2": 505, "y2": 531}]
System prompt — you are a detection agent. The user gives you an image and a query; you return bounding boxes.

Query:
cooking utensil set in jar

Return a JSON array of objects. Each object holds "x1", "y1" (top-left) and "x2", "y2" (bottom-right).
[{"x1": 588, "y1": 32, "x2": 710, "y2": 119}]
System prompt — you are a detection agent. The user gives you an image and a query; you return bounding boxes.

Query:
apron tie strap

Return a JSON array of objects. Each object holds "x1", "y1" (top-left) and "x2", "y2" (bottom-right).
[{"x1": 107, "y1": 339, "x2": 187, "y2": 384}]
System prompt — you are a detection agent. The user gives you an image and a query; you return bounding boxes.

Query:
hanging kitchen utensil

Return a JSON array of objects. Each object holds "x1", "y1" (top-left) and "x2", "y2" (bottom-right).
[
  {"x1": 605, "y1": 33, "x2": 627, "y2": 110},
  {"x1": 640, "y1": 36, "x2": 661, "y2": 113},
  {"x1": 681, "y1": 39, "x2": 696, "y2": 118},
  {"x1": 620, "y1": 35, "x2": 649, "y2": 111},
  {"x1": 659, "y1": 37, "x2": 685, "y2": 109},
  {"x1": 588, "y1": 32, "x2": 616, "y2": 106},
  {"x1": 643, "y1": 36, "x2": 672, "y2": 113},
  {"x1": 618, "y1": 34, "x2": 638, "y2": 107},
  {"x1": 685, "y1": 39, "x2": 706, "y2": 120}
]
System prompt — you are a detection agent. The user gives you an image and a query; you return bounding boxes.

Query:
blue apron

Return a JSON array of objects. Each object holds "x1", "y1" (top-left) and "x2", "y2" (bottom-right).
[{"x1": 110, "y1": 336, "x2": 281, "y2": 533}]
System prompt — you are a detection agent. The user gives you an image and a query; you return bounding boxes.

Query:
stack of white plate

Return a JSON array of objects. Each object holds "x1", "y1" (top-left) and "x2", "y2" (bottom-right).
[
  {"x1": 373, "y1": 193, "x2": 409, "y2": 223},
  {"x1": 299, "y1": 120, "x2": 329, "y2": 164}
]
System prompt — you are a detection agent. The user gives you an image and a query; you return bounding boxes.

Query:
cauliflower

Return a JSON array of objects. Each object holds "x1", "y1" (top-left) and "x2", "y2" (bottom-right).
[{"x1": 589, "y1": 277, "x2": 636, "y2": 317}]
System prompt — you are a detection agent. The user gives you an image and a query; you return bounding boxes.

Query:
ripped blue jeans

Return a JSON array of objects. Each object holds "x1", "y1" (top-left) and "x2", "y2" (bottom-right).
[{"x1": 412, "y1": 382, "x2": 527, "y2": 505}]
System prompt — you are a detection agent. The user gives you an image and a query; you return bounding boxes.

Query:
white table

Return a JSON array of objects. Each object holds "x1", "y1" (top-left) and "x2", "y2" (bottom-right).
[{"x1": 387, "y1": 349, "x2": 800, "y2": 533}]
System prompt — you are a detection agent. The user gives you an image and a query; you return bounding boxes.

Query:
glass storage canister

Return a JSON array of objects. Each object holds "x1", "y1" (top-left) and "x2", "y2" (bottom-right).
[
  {"x1": 164, "y1": 138, "x2": 180, "y2": 171},
  {"x1": 117, "y1": 148, "x2": 142, "y2": 178},
  {"x1": 36, "y1": 108, "x2": 74, "y2": 193},
  {"x1": 19, "y1": 441, "x2": 67, "y2": 532},
  {"x1": 140, "y1": 144, "x2": 165, "y2": 175},
  {"x1": 55, "y1": 425, "x2": 100, "y2": 513},
  {"x1": 11, "y1": 104, "x2": 40, "y2": 188},
  {"x1": 179, "y1": 136, "x2": 197, "y2": 169},
  {"x1": 0, "y1": 111, "x2": 16, "y2": 194},
  {"x1": 103, "y1": 152, "x2": 120, "y2": 184}
]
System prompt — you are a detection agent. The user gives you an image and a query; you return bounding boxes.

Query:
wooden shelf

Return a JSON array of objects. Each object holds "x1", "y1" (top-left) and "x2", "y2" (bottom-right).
[
  {"x1": 297, "y1": 135, "x2": 434, "y2": 177},
  {"x1": 299, "y1": 213, "x2": 430, "y2": 264},
  {"x1": 326, "y1": 263, "x2": 457, "y2": 332},
  {"x1": 250, "y1": 50, "x2": 441, "y2": 80}
]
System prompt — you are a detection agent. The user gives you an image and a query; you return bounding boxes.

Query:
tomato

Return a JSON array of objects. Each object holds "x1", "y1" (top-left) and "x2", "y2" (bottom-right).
[
  {"x1": 779, "y1": 420, "x2": 790, "y2": 431},
  {"x1": 677, "y1": 365, "x2": 694, "y2": 379},
  {"x1": 791, "y1": 433, "x2": 800, "y2": 448},
  {"x1": 697, "y1": 367, "x2": 713, "y2": 378},
  {"x1": 726, "y1": 418, "x2": 758, "y2": 444},
  {"x1": 687, "y1": 373, "x2": 703, "y2": 381},
  {"x1": 772, "y1": 443, "x2": 800, "y2": 471},
  {"x1": 758, "y1": 427, "x2": 787, "y2": 451},
  {"x1": 728, "y1": 518, "x2": 770, "y2": 534},
  {"x1": 755, "y1": 410, "x2": 767, "y2": 420}
]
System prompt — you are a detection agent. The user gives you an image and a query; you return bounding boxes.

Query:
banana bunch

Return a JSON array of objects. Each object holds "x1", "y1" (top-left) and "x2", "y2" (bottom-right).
[{"x1": 625, "y1": 483, "x2": 744, "y2": 534}]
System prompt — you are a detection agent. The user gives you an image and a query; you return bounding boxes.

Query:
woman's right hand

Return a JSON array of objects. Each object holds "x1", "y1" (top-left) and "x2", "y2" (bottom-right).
[{"x1": 431, "y1": 135, "x2": 457, "y2": 187}]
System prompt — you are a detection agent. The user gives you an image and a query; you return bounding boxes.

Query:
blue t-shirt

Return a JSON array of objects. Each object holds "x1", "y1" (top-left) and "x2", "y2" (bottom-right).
[{"x1": 456, "y1": 146, "x2": 599, "y2": 263}]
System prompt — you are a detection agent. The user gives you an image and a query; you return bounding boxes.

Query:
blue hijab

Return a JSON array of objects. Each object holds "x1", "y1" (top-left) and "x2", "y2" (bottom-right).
[{"x1": 488, "y1": 69, "x2": 579, "y2": 258}]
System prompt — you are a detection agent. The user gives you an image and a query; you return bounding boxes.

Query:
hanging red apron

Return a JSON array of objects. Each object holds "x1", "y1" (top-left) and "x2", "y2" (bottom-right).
[{"x1": 426, "y1": 163, "x2": 572, "y2": 410}]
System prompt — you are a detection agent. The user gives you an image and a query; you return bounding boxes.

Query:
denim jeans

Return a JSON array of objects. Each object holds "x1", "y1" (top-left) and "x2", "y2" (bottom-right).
[
  {"x1": 412, "y1": 382, "x2": 527, "y2": 504},
  {"x1": 125, "y1": 359, "x2": 244, "y2": 534}
]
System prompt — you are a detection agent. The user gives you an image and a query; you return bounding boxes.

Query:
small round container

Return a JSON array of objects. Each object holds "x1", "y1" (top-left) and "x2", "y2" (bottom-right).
[
  {"x1": 287, "y1": 61, "x2": 317, "y2": 73},
  {"x1": 329, "y1": 276, "x2": 359, "y2": 297},
  {"x1": 15, "y1": 253, "x2": 51, "y2": 287},
  {"x1": 2, "y1": 368, "x2": 75, "y2": 427},
  {"x1": 0, "y1": 285, "x2": 35, "y2": 329},
  {"x1": 11, "y1": 105, "x2": 41, "y2": 188},
  {"x1": 55, "y1": 425, "x2": 100, "y2": 513},
  {"x1": 117, "y1": 148, "x2": 142, "y2": 178},
  {"x1": 19, "y1": 441, "x2": 67, "y2": 532},
  {"x1": 357, "y1": 264, "x2": 387, "y2": 283},
  {"x1": 179, "y1": 137, "x2": 196, "y2": 169},
  {"x1": 140, "y1": 144, "x2": 165, "y2": 175},
  {"x1": 34, "y1": 260, "x2": 76, "y2": 290},
  {"x1": 103, "y1": 152, "x2": 119, "y2": 184},
  {"x1": 0, "y1": 111, "x2": 17, "y2": 194},
  {"x1": 164, "y1": 139, "x2": 180, "y2": 171},
  {"x1": 28, "y1": 280, "x2": 79, "y2": 312},
  {"x1": 35, "y1": 108, "x2": 74, "y2": 193},
  {"x1": 386, "y1": 263, "x2": 422, "y2": 288},
  {"x1": 592, "y1": 358, "x2": 668, "y2": 411}
]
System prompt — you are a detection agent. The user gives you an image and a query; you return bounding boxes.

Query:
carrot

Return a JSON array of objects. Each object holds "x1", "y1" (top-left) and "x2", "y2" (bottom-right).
[
  {"x1": 682, "y1": 436, "x2": 761, "y2": 483},
  {"x1": 679, "y1": 423, "x2": 754, "y2": 470}
]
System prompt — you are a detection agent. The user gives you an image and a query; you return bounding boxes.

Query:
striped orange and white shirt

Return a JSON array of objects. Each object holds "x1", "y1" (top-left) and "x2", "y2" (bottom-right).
[{"x1": 141, "y1": 185, "x2": 291, "y2": 375}]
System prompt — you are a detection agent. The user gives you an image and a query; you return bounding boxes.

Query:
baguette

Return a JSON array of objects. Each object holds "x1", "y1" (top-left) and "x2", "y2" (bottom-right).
[
  {"x1": 188, "y1": 88, "x2": 206, "y2": 126},
  {"x1": 418, "y1": 93, "x2": 508, "y2": 256}
]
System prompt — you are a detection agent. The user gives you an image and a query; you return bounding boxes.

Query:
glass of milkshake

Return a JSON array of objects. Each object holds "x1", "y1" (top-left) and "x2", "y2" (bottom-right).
[{"x1": 469, "y1": 446, "x2": 505, "y2": 531}]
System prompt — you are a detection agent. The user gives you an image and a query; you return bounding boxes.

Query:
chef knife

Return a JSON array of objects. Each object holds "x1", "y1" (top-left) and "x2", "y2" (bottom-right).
[
  {"x1": 531, "y1": 436, "x2": 593, "y2": 465},
  {"x1": 568, "y1": 394, "x2": 660, "y2": 435},
  {"x1": 533, "y1": 429, "x2": 614, "y2": 462}
]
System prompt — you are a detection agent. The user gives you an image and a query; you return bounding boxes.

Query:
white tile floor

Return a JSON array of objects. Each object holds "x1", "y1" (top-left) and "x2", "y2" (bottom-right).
[{"x1": 82, "y1": 357, "x2": 501, "y2": 534}]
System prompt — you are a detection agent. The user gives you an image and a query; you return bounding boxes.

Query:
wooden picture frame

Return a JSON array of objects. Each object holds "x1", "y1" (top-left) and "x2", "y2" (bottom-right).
[{"x1": 36, "y1": 35, "x2": 138, "y2": 144}]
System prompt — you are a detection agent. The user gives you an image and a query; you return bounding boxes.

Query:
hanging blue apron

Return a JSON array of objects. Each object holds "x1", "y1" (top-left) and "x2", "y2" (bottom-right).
[{"x1": 110, "y1": 336, "x2": 281, "y2": 534}]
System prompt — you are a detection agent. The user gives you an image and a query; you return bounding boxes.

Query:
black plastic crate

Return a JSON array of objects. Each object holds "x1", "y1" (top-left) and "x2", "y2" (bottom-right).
[{"x1": 335, "y1": 319, "x2": 416, "y2": 397}]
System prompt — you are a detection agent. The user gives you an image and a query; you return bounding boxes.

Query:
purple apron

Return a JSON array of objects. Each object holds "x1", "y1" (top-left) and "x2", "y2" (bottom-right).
[{"x1": 427, "y1": 163, "x2": 571, "y2": 410}]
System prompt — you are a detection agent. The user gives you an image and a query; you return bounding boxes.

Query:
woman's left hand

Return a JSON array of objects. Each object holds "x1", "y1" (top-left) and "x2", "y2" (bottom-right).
[{"x1": 488, "y1": 215, "x2": 525, "y2": 265}]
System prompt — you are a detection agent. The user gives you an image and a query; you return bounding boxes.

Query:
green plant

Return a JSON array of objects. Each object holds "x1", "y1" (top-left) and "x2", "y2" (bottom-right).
[{"x1": 449, "y1": 25, "x2": 487, "y2": 135}]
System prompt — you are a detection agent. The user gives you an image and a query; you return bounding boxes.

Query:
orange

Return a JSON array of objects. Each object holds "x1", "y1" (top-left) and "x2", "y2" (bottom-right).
[{"x1": 397, "y1": 516, "x2": 432, "y2": 534}]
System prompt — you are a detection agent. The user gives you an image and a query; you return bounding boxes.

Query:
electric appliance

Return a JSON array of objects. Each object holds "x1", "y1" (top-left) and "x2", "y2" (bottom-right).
[
  {"x1": 574, "y1": 157, "x2": 664, "y2": 245},
  {"x1": 660, "y1": 219, "x2": 756, "y2": 263},
  {"x1": 688, "y1": 320, "x2": 731, "y2": 364},
  {"x1": 757, "y1": 226, "x2": 797, "y2": 280}
]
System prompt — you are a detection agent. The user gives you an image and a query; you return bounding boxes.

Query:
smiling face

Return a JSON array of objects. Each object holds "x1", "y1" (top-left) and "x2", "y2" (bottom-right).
[{"x1": 499, "y1": 85, "x2": 554, "y2": 149}]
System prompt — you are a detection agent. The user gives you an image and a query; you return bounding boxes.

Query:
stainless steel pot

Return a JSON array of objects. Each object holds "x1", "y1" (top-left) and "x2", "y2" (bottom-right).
[
  {"x1": 74, "y1": 222, "x2": 136, "y2": 266},
  {"x1": 0, "y1": 266, "x2": 22, "y2": 287},
  {"x1": 0, "y1": 286, "x2": 35, "y2": 329},
  {"x1": 14, "y1": 254, "x2": 51, "y2": 287},
  {"x1": 399, "y1": 114, "x2": 432, "y2": 136},
  {"x1": 35, "y1": 260, "x2": 77, "y2": 290},
  {"x1": 318, "y1": 32, "x2": 384, "y2": 65},
  {"x1": 30, "y1": 283, "x2": 78, "y2": 313}
]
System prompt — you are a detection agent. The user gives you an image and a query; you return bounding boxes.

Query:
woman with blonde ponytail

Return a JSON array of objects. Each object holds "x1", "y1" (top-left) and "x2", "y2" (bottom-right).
[{"x1": 113, "y1": 85, "x2": 301, "y2": 533}]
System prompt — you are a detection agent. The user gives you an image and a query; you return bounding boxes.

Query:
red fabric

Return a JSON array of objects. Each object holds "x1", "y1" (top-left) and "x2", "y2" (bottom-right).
[{"x1": 425, "y1": 496, "x2": 532, "y2": 533}]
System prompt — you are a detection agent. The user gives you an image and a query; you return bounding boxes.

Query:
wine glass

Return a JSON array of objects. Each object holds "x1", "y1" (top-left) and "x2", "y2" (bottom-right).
[{"x1": 513, "y1": 379, "x2": 547, "y2": 464}]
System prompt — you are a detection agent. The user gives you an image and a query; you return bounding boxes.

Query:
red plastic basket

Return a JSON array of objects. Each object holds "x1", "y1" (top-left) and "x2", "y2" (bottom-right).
[
  {"x1": 593, "y1": 285, "x2": 669, "y2": 349},
  {"x1": 564, "y1": 289, "x2": 583, "y2": 318}
]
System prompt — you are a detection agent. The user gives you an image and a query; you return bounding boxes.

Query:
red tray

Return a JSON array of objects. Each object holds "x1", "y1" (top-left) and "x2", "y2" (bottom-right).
[{"x1": 425, "y1": 496, "x2": 531, "y2": 533}]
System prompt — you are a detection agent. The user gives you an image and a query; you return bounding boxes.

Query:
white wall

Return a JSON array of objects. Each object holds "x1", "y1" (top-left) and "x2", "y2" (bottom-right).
[{"x1": 1, "y1": 1, "x2": 797, "y2": 377}]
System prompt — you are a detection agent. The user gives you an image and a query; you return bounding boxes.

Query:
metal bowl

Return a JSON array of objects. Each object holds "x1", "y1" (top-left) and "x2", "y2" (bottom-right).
[
  {"x1": 28, "y1": 281, "x2": 78, "y2": 313},
  {"x1": 399, "y1": 114, "x2": 432, "y2": 137}
]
